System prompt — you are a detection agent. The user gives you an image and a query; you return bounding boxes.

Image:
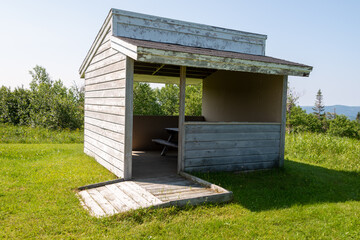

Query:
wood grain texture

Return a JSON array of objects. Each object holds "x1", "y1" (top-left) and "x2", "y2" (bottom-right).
[
  {"x1": 178, "y1": 66, "x2": 186, "y2": 173},
  {"x1": 279, "y1": 76, "x2": 288, "y2": 168},
  {"x1": 84, "y1": 39, "x2": 127, "y2": 178},
  {"x1": 184, "y1": 123, "x2": 281, "y2": 172}
]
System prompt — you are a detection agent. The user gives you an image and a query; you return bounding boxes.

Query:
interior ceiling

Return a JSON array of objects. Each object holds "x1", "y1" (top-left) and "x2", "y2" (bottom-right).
[{"x1": 134, "y1": 62, "x2": 217, "y2": 79}]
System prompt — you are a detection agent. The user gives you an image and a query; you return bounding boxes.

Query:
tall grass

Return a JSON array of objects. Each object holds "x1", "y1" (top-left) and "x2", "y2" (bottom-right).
[
  {"x1": 0, "y1": 123, "x2": 83, "y2": 144},
  {"x1": 286, "y1": 132, "x2": 360, "y2": 172}
]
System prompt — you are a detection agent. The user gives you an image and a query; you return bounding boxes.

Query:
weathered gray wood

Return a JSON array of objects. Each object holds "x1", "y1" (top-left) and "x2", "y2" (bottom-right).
[
  {"x1": 85, "y1": 88, "x2": 126, "y2": 98},
  {"x1": 111, "y1": 8, "x2": 266, "y2": 55},
  {"x1": 85, "y1": 79, "x2": 125, "y2": 92},
  {"x1": 105, "y1": 184, "x2": 141, "y2": 209},
  {"x1": 185, "y1": 132, "x2": 280, "y2": 142},
  {"x1": 87, "y1": 189, "x2": 119, "y2": 215},
  {"x1": 124, "y1": 57, "x2": 134, "y2": 180},
  {"x1": 279, "y1": 75, "x2": 288, "y2": 168},
  {"x1": 185, "y1": 161, "x2": 277, "y2": 172},
  {"x1": 185, "y1": 146, "x2": 279, "y2": 159},
  {"x1": 85, "y1": 133, "x2": 124, "y2": 160},
  {"x1": 85, "y1": 111, "x2": 125, "y2": 126},
  {"x1": 85, "y1": 97, "x2": 125, "y2": 106},
  {"x1": 185, "y1": 124, "x2": 281, "y2": 133},
  {"x1": 86, "y1": 70, "x2": 126, "y2": 85},
  {"x1": 84, "y1": 140, "x2": 124, "y2": 171},
  {"x1": 85, "y1": 61, "x2": 126, "y2": 79},
  {"x1": 84, "y1": 147, "x2": 124, "y2": 177},
  {"x1": 85, "y1": 122, "x2": 124, "y2": 143},
  {"x1": 123, "y1": 182, "x2": 163, "y2": 205},
  {"x1": 167, "y1": 192, "x2": 233, "y2": 207},
  {"x1": 116, "y1": 182, "x2": 151, "y2": 207},
  {"x1": 185, "y1": 139, "x2": 280, "y2": 151},
  {"x1": 184, "y1": 154, "x2": 279, "y2": 168},
  {"x1": 85, "y1": 116, "x2": 125, "y2": 134},
  {"x1": 97, "y1": 186, "x2": 130, "y2": 213},
  {"x1": 78, "y1": 191, "x2": 106, "y2": 217},
  {"x1": 85, "y1": 130, "x2": 124, "y2": 157},
  {"x1": 90, "y1": 48, "x2": 121, "y2": 66},
  {"x1": 137, "y1": 48, "x2": 312, "y2": 77},
  {"x1": 85, "y1": 104, "x2": 125, "y2": 115},
  {"x1": 87, "y1": 54, "x2": 125, "y2": 73},
  {"x1": 178, "y1": 66, "x2": 186, "y2": 173}
]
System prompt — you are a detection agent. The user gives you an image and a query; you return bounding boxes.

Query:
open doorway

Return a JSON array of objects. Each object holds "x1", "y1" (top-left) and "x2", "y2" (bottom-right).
[{"x1": 131, "y1": 79, "x2": 204, "y2": 179}]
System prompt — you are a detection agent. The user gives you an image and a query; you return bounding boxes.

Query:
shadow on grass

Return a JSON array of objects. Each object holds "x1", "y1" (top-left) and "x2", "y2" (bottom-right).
[{"x1": 195, "y1": 159, "x2": 360, "y2": 212}]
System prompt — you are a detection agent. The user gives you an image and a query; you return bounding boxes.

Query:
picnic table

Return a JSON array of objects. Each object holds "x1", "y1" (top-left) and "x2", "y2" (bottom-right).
[{"x1": 152, "y1": 128, "x2": 179, "y2": 156}]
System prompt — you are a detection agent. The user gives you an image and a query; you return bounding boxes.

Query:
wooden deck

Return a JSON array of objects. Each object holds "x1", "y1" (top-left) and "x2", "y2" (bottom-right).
[{"x1": 78, "y1": 172, "x2": 232, "y2": 217}]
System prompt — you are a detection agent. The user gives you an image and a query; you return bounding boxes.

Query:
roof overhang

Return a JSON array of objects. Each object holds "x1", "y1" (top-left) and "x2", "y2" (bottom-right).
[{"x1": 110, "y1": 36, "x2": 313, "y2": 77}]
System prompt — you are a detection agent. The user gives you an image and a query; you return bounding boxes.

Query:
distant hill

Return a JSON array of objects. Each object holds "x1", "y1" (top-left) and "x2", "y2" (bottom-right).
[{"x1": 301, "y1": 105, "x2": 360, "y2": 120}]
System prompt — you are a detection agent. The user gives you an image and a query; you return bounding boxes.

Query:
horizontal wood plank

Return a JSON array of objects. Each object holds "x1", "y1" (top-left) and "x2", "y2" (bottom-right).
[
  {"x1": 185, "y1": 161, "x2": 277, "y2": 172},
  {"x1": 85, "y1": 61, "x2": 126, "y2": 79},
  {"x1": 185, "y1": 139, "x2": 280, "y2": 151},
  {"x1": 184, "y1": 153, "x2": 279, "y2": 167},
  {"x1": 85, "y1": 116, "x2": 125, "y2": 134},
  {"x1": 185, "y1": 124, "x2": 281, "y2": 133},
  {"x1": 85, "y1": 97, "x2": 125, "y2": 106},
  {"x1": 85, "y1": 129, "x2": 124, "y2": 153},
  {"x1": 185, "y1": 132, "x2": 280, "y2": 142},
  {"x1": 90, "y1": 47, "x2": 120, "y2": 66},
  {"x1": 105, "y1": 184, "x2": 141, "y2": 209},
  {"x1": 85, "y1": 134, "x2": 124, "y2": 161},
  {"x1": 85, "y1": 122, "x2": 124, "y2": 143},
  {"x1": 84, "y1": 141, "x2": 124, "y2": 174},
  {"x1": 87, "y1": 54, "x2": 125, "y2": 73},
  {"x1": 85, "y1": 79, "x2": 125, "y2": 92},
  {"x1": 85, "y1": 104, "x2": 125, "y2": 115},
  {"x1": 85, "y1": 111, "x2": 125, "y2": 125},
  {"x1": 185, "y1": 146, "x2": 279, "y2": 159},
  {"x1": 86, "y1": 70, "x2": 126, "y2": 85},
  {"x1": 85, "y1": 88, "x2": 126, "y2": 98}
]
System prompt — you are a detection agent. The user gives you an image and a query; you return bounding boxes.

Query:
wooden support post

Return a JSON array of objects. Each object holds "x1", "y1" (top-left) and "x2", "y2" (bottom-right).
[
  {"x1": 124, "y1": 57, "x2": 134, "y2": 179},
  {"x1": 279, "y1": 75, "x2": 288, "y2": 168},
  {"x1": 178, "y1": 66, "x2": 186, "y2": 173}
]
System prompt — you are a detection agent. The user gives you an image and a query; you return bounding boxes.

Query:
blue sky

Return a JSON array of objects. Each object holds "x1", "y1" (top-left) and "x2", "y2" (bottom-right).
[{"x1": 0, "y1": 0, "x2": 359, "y2": 106}]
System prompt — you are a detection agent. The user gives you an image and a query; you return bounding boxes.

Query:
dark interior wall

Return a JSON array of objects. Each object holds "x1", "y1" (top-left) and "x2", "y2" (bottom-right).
[
  {"x1": 133, "y1": 115, "x2": 204, "y2": 150},
  {"x1": 202, "y1": 71, "x2": 284, "y2": 122}
]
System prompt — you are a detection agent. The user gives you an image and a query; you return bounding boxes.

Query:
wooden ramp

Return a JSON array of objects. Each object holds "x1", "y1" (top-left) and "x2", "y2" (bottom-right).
[{"x1": 78, "y1": 172, "x2": 232, "y2": 217}]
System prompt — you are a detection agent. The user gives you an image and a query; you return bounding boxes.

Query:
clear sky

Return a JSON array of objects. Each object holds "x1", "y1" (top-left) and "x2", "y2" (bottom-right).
[{"x1": 0, "y1": 0, "x2": 359, "y2": 106}]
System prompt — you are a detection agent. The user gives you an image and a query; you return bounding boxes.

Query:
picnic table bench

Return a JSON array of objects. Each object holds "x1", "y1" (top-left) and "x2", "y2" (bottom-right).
[{"x1": 152, "y1": 128, "x2": 178, "y2": 156}]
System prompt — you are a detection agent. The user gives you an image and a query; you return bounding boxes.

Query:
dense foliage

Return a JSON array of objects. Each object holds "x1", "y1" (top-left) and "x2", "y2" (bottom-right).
[
  {"x1": 287, "y1": 88, "x2": 360, "y2": 139},
  {"x1": 133, "y1": 82, "x2": 202, "y2": 116},
  {"x1": 0, "y1": 66, "x2": 84, "y2": 130}
]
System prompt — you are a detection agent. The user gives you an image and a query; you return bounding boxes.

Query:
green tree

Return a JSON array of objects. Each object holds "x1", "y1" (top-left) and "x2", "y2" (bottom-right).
[
  {"x1": 155, "y1": 84, "x2": 179, "y2": 116},
  {"x1": 312, "y1": 89, "x2": 325, "y2": 119},
  {"x1": 328, "y1": 115, "x2": 360, "y2": 139},
  {"x1": 133, "y1": 82, "x2": 163, "y2": 115},
  {"x1": 356, "y1": 112, "x2": 360, "y2": 124},
  {"x1": 286, "y1": 84, "x2": 300, "y2": 133},
  {"x1": 185, "y1": 84, "x2": 202, "y2": 116}
]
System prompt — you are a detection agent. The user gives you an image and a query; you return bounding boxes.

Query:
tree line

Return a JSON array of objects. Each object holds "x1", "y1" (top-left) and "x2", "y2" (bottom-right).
[
  {"x1": 287, "y1": 88, "x2": 360, "y2": 139},
  {"x1": 0, "y1": 66, "x2": 84, "y2": 130}
]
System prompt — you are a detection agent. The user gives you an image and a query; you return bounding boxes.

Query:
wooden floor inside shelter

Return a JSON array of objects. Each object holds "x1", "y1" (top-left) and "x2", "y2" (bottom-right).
[{"x1": 78, "y1": 151, "x2": 232, "y2": 217}]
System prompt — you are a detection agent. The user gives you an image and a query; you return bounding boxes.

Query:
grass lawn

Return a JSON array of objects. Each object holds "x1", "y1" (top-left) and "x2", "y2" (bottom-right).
[{"x1": 1, "y1": 132, "x2": 359, "y2": 239}]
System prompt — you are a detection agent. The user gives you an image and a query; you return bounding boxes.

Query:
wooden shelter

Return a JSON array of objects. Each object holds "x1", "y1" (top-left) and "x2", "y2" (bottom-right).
[{"x1": 79, "y1": 8, "x2": 312, "y2": 180}]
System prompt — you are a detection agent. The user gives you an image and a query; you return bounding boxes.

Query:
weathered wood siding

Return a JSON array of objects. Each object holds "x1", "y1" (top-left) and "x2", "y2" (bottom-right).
[
  {"x1": 184, "y1": 123, "x2": 281, "y2": 172},
  {"x1": 84, "y1": 29, "x2": 127, "y2": 178},
  {"x1": 112, "y1": 9, "x2": 266, "y2": 55}
]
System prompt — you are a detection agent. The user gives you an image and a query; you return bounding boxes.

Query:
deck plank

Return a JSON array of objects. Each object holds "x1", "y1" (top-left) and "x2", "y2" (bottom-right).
[
  {"x1": 124, "y1": 181, "x2": 163, "y2": 205},
  {"x1": 116, "y1": 182, "x2": 153, "y2": 207},
  {"x1": 97, "y1": 186, "x2": 130, "y2": 212},
  {"x1": 78, "y1": 190, "x2": 106, "y2": 217},
  {"x1": 87, "y1": 189, "x2": 119, "y2": 215},
  {"x1": 105, "y1": 184, "x2": 141, "y2": 209}
]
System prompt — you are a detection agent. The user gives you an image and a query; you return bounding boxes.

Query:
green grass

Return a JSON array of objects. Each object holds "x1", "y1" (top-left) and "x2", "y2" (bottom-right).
[
  {"x1": 1, "y1": 132, "x2": 360, "y2": 239},
  {"x1": 0, "y1": 124, "x2": 83, "y2": 143}
]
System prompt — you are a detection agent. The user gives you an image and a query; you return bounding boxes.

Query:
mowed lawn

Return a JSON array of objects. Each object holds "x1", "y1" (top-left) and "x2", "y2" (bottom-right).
[{"x1": 1, "y1": 133, "x2": 360, "y2": 239}]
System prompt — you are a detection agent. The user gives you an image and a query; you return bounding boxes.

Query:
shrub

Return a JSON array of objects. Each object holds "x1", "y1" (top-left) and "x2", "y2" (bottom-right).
[{"x1": 328, "y1": 115, "x2": 360, "y2": 139}]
